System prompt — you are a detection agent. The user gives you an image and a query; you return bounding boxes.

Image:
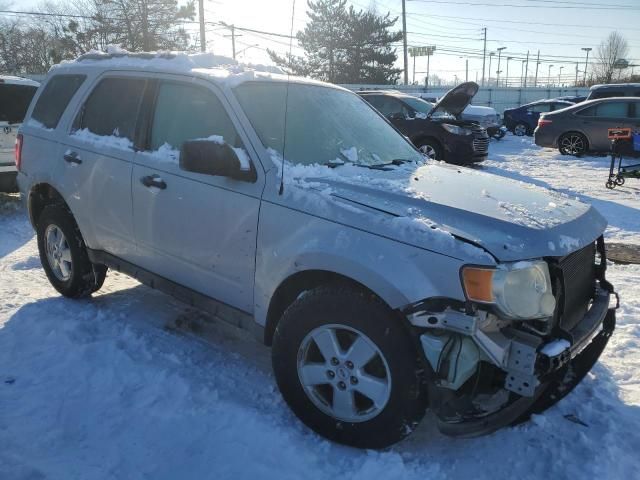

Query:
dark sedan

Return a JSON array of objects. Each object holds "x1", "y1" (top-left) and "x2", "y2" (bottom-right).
[
  {"x1": 358, "y1": 83, "x2": 489, "y2": 165},
  {"x1": 503, "y1": 99, "x2": 574, "y2": 136},
  {"x1": 534, "y1": 97, "x2": 640, "y2": 156}
]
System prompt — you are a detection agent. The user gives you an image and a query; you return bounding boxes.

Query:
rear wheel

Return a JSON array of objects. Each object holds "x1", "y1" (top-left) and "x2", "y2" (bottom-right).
[
  {"x1": 271, "y1": 284, "x2": 427, "y2": 449},
  {"x1": 37, "y1": 205, "x2": 107, "y2": 298},
  {"x1": 416, "y1": 139, "x2": 443, "y2": 161},
  {"x1": 558, "y1": 132, "x2": 587, "y2": 156},
  {"x1": 513, "y1": 123, "x2": 529, "y2": 136}
]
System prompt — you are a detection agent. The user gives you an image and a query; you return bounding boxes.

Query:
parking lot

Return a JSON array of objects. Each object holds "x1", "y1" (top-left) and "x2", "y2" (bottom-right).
[{"x1": 1, "y1": 135, "x2": 639, "y2": 480}]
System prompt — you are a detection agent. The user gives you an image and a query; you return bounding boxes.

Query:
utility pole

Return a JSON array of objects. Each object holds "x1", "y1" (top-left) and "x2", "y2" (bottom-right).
[
  {"x1": 524, "y1": 50, "x2": 529, "y2": 87},
  {"x1": 582, "y1": 47, "x2": 592, "y2": 86},
  {"x1": 575, "y1": 62, "x2": 579, "y2": 86},
  {"x1": 496, "y1": 47, "x2": 506, "y2": 87},
  {"x1": 521, "y1": 60, "x2": 525, "y2": 87},
  {"x1": 534, "y1": 50, "x2": 540, "y2": 87},
  {"x1": 466, "y1": 59, "x2": 469, "y2": 82},
  {"x1": 223, "y1": 24, "x2": 241, "y2": 60},
  {"x1": 198, "y1": 0, "x2": 206, "y2": 52},
  {"x1": 413, "y1": 52, "x2": 416, "y2": 84},
  {"x1": 506, "y1": 57, "x2": 513, "y2": 87},
  {"x1": 548, "y1": 64, "x2": 554, "y2": 86},
  {"x1": 481, "y1": 27, "x2": 487, "y2": 86},
  {"x1": 402, "y1": 0, "x2": 408, "y2": 84},
  {"x1": 426, "y1": 51, "x2": 431, "y2": 90}
]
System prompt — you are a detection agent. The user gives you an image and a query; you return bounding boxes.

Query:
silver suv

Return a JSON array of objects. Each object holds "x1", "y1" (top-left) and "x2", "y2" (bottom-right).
[{"x1": 17, "y1": 52, "x2": 617, "y2": 448}]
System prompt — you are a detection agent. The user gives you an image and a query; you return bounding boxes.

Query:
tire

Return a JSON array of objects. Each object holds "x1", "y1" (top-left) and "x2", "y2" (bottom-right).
[
  {"x1": 513, "y1": 123, "x2": 529, "y2": 136},
  {"x1": 36, "y1": 204, "x2": 107, "y2": 298},
  {"x1": 415, "y1": 139, "x2": 443, "y2": 161},
  {"x1": 558, "y1": 132, "x2": 588, "y2": 156},
  {"x1": 272, "y1": 284, "x2": 427, "y2": 449}
]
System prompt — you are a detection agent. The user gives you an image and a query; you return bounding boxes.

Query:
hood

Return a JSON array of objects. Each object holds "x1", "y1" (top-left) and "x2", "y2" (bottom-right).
[
  {"x1": 299, "y1": 163, "x2": 606, "y2": 263},
  {"x1": 429, "y1": 82, "x2": 479, "y2": 118}
]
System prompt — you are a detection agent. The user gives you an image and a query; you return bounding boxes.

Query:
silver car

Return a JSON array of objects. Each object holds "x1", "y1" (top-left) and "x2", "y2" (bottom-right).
[
  {"x1": 535, "y1": 97, "x2": 640, "y2": 156},
  {"x1": 17, "y1": 51, "x2": 617, "y2": 448}
]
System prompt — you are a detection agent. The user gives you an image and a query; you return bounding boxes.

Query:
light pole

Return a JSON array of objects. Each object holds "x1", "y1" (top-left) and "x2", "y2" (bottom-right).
[
  {"x1": 558, "y1": 66, "x2": 564, "y2": 86},
  {"x1": 521, "y1": 59, "x2": 526, "y2": 87},
  {"x1": 505, "y1": 56, "x2": 513, "y2": 87},
  {"x1": 548, "y1": 64, "x2": 554, "y2": 86},
  {"x1": 496, "y1": 47, "x2": 506, "y2": 87},
  {"x1": 581, "y1": 47, "x2": 592, "y2": 86},
  {"x1": 488, "y1": 52, "x2": 495, "y2": 86}
]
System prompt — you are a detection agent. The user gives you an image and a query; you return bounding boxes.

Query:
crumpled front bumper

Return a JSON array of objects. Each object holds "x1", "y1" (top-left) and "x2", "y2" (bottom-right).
[{"x1": 437, "y1": 293, "x2": 616, "y2": 437}]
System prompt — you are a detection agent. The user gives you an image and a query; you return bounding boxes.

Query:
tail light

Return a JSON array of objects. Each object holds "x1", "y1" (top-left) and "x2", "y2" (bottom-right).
[
  {"x1": 15, "y1": 133, "x2": 23, "y2": 171},
  {"x1": 538, "y1": 118, "x2": 553, "y2": 128}
]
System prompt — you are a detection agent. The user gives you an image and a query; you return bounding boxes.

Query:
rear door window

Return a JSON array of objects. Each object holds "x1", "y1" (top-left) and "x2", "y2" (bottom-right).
[
  {"x1": 594, "y1": 101, "x2": 629, "y2": 118},
  {"x1": 31, "y1": 74, "x2": 85, "y2": 129},
  {"x1": 0, "y1": 84, "x2": 37, "y2": 124},
  {"x1": 528, "y1": 104, "x2": 552, "y2": 113},
  {"x1": 75, "y1": 77, "x2": 146, "y2": 143}
]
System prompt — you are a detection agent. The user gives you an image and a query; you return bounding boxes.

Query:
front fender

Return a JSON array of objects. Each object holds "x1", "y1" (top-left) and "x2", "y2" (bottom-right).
[{"x1": 253, "y1": 201, "x2": 472, "y2": 327}]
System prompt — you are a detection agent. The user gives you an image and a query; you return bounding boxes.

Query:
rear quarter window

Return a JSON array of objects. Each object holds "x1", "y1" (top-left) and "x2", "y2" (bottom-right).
[
  {"x1": 0, "y1": 84, "x2": 38, "y2": 124},
  {"x1": 31, "y1": 74, "x2": 86, "y2": 129}
]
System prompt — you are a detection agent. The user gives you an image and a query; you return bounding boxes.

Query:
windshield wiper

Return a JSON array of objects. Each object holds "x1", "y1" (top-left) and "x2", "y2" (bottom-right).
[{"x1": 367, "y1": 158, "x2": 414, "y2": 169}]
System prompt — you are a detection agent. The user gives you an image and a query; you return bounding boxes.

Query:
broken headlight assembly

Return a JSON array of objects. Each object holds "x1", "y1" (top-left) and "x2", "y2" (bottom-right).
[{"x1": 461, "y1": 261, "x2": 556, "y2": 320}]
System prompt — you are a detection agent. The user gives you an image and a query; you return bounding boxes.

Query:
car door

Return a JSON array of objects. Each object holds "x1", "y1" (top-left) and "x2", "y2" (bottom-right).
[
  {"x1": 576, "y1": 100, "x2": 633, "y2": 151},
  {"x1": 59, "y1": 74, "x2": 146, "y2": 260},
  {"x1": 130, "y1": 77, "x2": 263, "y2": 313}
]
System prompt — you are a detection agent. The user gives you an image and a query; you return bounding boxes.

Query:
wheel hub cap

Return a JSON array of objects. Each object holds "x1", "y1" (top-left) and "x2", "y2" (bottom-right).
[
  {"x1": 44, "y1": 224, "x2": 72, "y2": 281},
  {"x1": 297, "y1": 324, "x2": 392, "y2": 423}
]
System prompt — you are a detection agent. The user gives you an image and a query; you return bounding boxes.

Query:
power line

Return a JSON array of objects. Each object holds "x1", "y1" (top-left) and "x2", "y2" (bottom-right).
[{"x1": 407, "y1": 0, "x2": 640, "y2": 10}]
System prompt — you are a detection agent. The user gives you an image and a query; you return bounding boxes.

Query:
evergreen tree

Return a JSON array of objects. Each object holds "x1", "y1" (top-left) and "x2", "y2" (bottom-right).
[{"x1": 269, "y1": 0, "x2": 402, "y2": 84}]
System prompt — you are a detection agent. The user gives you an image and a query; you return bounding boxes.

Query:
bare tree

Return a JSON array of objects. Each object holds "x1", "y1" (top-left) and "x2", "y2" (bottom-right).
[{"x1": 594, "y1": 31, "x2": 629, "y2": 84}]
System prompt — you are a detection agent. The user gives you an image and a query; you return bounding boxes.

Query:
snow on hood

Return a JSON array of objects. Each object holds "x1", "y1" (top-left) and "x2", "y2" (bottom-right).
[{"x1": 271, "y1": 155, "x2": 606, "y2": 263}]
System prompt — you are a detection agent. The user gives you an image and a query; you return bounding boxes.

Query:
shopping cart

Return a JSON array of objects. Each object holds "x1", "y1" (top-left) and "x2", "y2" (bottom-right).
[{"x1": 605, "y1": 127, "x2": 640, "y2": 189}]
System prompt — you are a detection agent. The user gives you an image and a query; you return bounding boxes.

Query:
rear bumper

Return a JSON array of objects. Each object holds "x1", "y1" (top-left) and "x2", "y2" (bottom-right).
[{"x1": 534, "y1": 127, "x2": 557, "y2": 148}]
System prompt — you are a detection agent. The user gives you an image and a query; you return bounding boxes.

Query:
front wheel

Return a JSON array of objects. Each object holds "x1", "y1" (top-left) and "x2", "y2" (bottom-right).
[
  {"x1": 416, "y1": 139, "x2": 443, "y2": 161},
  {"x1": 37, "y1": 205, "x2": 107, "y2": 298},
  {"x1": 271, "y1": 284, "x2": 427, "y2": 449},
  {"x1": 558, "y1": 132, "x2": 587, "y2": 156}
]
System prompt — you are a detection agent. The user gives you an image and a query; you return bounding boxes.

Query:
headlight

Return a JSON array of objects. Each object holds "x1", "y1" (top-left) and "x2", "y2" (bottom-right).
[
  {"x1": 442, "y1": 123, "x2": 473, "y2": 135},
  {"x1": 461, "y1": 261, "x2": 556, "y2": 319}
]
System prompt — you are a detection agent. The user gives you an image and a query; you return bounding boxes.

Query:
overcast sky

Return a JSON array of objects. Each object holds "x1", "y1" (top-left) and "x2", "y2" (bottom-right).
[{"x1": 12, "y1": 0, "x2": 640, "y2": 84}]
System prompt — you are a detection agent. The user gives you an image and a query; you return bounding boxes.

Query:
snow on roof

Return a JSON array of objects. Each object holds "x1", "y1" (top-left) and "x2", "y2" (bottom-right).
[
  {"x1": 52, "y1": 45, "x2": 338, "y2": 90},
  {"x1": 0, "y1": 75, "x2": 40, "y2": 87}
]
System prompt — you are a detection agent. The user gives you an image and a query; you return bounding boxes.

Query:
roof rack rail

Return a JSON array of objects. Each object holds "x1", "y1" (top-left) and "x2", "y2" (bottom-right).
[{"x1": 76, "y1": 51, "x2": 177, "y2": 62}]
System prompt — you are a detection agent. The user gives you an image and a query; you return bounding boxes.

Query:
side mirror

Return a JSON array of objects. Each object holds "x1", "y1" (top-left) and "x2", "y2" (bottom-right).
[{"x1": 180, "y1": 140, "x2": 256, "y2": 182}]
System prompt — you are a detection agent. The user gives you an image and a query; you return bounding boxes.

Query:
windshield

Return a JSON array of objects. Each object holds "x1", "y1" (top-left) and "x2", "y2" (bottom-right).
[
  {"x1": 401, "y1": 96, "x2": 433, "y2": 115},
  {"x1": 234, "y1": 82, "x2": 422, "y2": 167}
]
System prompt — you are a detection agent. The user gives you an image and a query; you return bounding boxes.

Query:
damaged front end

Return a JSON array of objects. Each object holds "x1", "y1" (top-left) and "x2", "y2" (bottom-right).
[{"x1": 404, "y1": 236, "x2": 618, "y2": 437}]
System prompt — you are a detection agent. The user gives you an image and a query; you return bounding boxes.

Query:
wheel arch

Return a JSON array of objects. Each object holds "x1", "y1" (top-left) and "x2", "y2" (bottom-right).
[
  {"x1": 27, "y1": 183, "x2": 70, "y2": 228},
  {"x1": 264, "y1": 269, "x2": 401, "y2": 346}
]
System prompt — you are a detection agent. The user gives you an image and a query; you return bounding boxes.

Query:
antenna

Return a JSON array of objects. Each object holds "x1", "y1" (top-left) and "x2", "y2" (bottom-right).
[{"x1": 279, "y1": 0, "x2": 296, "y2": 195}]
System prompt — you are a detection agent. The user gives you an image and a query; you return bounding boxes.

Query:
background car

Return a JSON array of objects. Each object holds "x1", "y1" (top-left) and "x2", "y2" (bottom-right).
[
  {"x1": 586, "y1": 83, "x2": 640, "y2": 100},
  {"x1": 359, "y1": 83, "x2": 489, "y2": 164},
  {"x1": 534, "y1": 97, "x2": 640, "y2": 155},
  {"x1": 503, "y1": 99, "x2": 574, "y2": 136},
  {"x1": 0, "y1": 76, "x2": 39, "y2": 192}
]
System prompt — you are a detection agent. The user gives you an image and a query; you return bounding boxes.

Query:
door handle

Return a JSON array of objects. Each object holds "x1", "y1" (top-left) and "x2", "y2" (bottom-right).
[
  {"x1": 140, "y1": 174, "x2": 167, "y2": 190},
  {"x1": 63, "y1": 151, "x2": 82, "y2": 164}
]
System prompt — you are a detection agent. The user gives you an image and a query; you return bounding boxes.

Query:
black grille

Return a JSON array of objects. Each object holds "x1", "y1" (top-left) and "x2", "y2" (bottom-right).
[
  {"x1": 555, "y1": 243, "x2": 597, "y2": 331},
  {"x1": 471, "y1": 125, "x2": 489, "y2": 155}
]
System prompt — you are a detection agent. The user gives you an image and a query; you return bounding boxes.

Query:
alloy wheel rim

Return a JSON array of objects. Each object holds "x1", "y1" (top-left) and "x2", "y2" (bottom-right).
[
  {"x1": 561, "y1": 135, "x2": 584, "y2": 155},
  {"x1": 419, "y1": 144, "x2": 437, "y2": 159},
  {"x1": 45, "y1": 224, "x2": 72, "y2": 281},
  {"x1": 297, "y1": 324, "x2": 392, "y2": 423},
  {"x1": 514, "y1": 124, "x2": 527, "y2": 136}
]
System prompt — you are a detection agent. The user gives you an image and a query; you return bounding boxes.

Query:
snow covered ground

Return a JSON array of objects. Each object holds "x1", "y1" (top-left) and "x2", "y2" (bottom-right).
[{"x1": 1, "y1": 135, "x2": 639, "y2": 479}]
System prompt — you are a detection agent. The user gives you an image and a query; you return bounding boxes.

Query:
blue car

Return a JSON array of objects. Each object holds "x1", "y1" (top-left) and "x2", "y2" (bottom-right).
[{"x1": 503, "y1": 99, "x2": 574, "y2": 136}]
